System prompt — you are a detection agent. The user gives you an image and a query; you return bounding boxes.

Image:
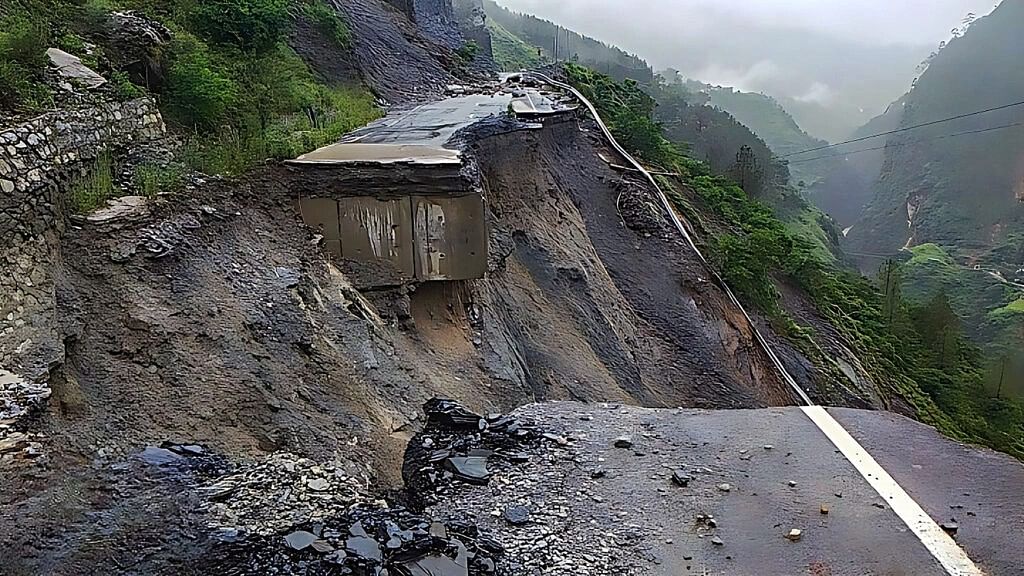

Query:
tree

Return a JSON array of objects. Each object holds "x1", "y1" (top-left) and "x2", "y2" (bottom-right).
[
  {"x1": 731, "y1": 145, "x2": 763, "y2": 195},
  {"x1": 190, "y1": 0, "x2": 291, "y2": 54},
  {"x1": 165, "y1": 35, "x2": 239, "y2": 130},
  {"x1": 878, "y1": 259, "x2": 903, "y2": 328},
  {"x1": 914, "y1": 292, "x2": 961, "y2": 369}
]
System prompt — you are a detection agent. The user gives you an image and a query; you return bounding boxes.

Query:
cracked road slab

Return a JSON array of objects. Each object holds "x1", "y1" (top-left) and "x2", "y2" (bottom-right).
[{"x1": 423, "y1": 402, "x2": 1024, "y2": 575}]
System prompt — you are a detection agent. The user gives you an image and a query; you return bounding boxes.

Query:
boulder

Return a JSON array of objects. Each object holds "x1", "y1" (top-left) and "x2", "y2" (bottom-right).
[
  {"x1": 95, "y1": 11, "x2": 172, "y2": 87},
  {"x1": 46, "y1": 49, "x2": 106, "y2": 90}
]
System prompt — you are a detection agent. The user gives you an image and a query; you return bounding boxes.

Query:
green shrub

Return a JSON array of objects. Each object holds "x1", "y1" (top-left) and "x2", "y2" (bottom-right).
[
  {"x1": 301, "y1": 0, "x2": 350, "y2": 47},
  {"x1": 262, "y1": 84, "x2": 381, "y2": 158},
  {"x1": 79, "y1": 0, "x2": 115, "y2": 34},
  {"x1": 0, "y1": 11, "x2": 51, "y2": 111},
  {"x1": 189, "y1": 0, "x2": 291, "y2": 53},
  {"x1": 165, "y1": 35, "x2": 239, "y2": 130},
  {"x1": 112, "y1": 70, "x2": 146, "y2": 100},
  {"x1": 229, "y1": 44, "x2": 320, "y2": 131},
  {"x1": 70, "y1": 151, "x2": 118, "y2": 213},
  {"x1": 456, "y1": 40, "x2": 480, "y2": 63}
]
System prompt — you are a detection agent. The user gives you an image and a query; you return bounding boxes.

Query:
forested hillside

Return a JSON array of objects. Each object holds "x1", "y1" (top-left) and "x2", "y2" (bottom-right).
[
  {"x1": 803, "y1": 98, "x2": 906, "y2": 228},
  {"x1": 481, "y1": 0, "x2": 652, "y2": 82},
  {"x1": 652, "y1": 75, "x2": 840, "y2": 264},
  {"x1": 819, "y1": 0, "x2": 1024, "y2": 399},
  {"x1": 849, "y1": 0, "x2": 1024, "y2": 258},
  {"x1": 701, "y1": 85, "x2": 832, "y2": 187}
]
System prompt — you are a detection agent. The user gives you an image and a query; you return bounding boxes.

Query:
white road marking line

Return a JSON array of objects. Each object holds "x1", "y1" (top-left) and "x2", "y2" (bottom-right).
[
  {"x1": 527, "y1": 72, "x2": 987, "y2": 576},
  {"x1": 802, "y1": 406, "x2": 983, "y2": 576}
]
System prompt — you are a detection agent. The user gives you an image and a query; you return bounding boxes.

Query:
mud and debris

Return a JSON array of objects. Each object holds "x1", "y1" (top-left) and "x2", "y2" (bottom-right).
[
  {"x1": 404, "y1": 398, "x2": 543, "y2": 504},
  {"x1": 413, "y1": 402, "x2": 1024, "y2": 575},
  {"x1": 200, "y1": 452, "x2": 371, "y2": 537},
  {"x1": 193, "y1": 401, "x2": 527, "y2": 575},
  {"x1": 0, "y1": 369, "x2": 50, "y2": 463},
  {"x1": 615, "y1": 178, "x2": 671, "y2": 238}
]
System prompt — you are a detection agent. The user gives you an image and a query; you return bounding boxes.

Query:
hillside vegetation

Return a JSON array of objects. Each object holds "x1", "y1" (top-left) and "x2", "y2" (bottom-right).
[
  {"x1": 849, "y1": 0, "x2": 1024, "y2": 257},
  {"x1": 651, "y1": 75, "x2": 839, "y2": 265},
  {"x1": 803, "y1": 97, "x2": 906, "y2": 228},
  {"x1": 702, "y1": 84, "x2": 833, "y2": 187},
  {"x1": 566, "y1": 63, "x2": 1024, "y2": 458},
  {"x1": 812, "y1": 0, "x2": 1024, "y2": 405},
  {"x1": 482, "y1": 0, "x2": 651, "y2": 82},
  {"x1": 1, "y1": 0, "x2": 380, "y2": 181},
  {"x1": 486, "y1": 18, "x2": 549, "y2": 72}
]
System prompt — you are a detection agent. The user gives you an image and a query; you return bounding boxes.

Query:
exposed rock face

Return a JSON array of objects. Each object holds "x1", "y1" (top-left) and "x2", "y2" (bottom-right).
[
  {"x1": 0, "y1": 96, "x2": 165, "y2": 407},
  {"x1": 96, "y1": 11, "x2": 173, "y2": 86},
  {"x1": 453, "y1": 0, "x2": 493, "y2": 59},
  {"x1": 337, "y1": 0, "x2": 457, "y2": 103},
  {"x1": 410, "y1": 0, "x2": 460, "y2": 49}
]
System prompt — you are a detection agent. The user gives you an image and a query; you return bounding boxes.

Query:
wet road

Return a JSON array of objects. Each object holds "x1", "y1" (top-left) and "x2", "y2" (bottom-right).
[
  {"x1": 291, "y1": 85, "x2": 569, "y2": 165},
  {"x1": 428, "y1": 403, "x2": 1024, "y2": 576}
]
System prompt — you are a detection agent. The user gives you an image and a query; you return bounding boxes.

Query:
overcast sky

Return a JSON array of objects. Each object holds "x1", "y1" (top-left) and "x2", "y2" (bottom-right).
[{"x1": 496, "y1": 0, "x2": 1002, "y2": 138}]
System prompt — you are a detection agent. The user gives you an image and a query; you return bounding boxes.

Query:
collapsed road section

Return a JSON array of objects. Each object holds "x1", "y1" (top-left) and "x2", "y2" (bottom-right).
[{"x1": 284, "y1": 82, "x2": 573, "y2": 288}]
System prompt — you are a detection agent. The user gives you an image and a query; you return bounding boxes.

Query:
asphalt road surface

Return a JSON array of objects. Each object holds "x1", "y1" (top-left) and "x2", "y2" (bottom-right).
[
  {"x1": 427, "y1": 403, "x2": 1024, "y2": 576},
  {"x1": 291, "y1": 84, "x2": 566, "y2": 165}
]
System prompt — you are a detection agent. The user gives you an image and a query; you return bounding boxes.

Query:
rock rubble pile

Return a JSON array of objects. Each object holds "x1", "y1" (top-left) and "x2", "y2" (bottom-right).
[
  {"x1": 202, "y1": 452, "x2": 370, "y2": 538},
  {"x1": 0, "y1": 370, "x2": 49, "y2": 465},
  {"x1": 198, "y1": 399, "x2": 542, "y2": 575}
]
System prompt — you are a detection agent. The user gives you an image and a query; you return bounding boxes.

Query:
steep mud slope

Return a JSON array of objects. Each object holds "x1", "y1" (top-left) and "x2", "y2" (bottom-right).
[{"x1": 468, "y1": 118, "x2": 799, "y2": 408}]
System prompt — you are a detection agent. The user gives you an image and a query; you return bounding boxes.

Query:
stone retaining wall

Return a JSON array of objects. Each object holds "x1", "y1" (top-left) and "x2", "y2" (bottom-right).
[{"x1": 0, "y1": 97, "x2": 165, "y2": 385}]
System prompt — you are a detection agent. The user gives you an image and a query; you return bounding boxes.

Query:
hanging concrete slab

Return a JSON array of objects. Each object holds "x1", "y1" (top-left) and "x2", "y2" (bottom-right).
[
  {"x1": 296, "y1": 197, "x2": 343, "y2": 258},
  {"x1": 338, "y1": 196, "x2": 416, "y2": 284},
  {"x1": 293, "y1": 143, "x2": 461, "y2": 166},
  {"x1": 412, "y1": 195, "x2": 488, "y2": 281}
]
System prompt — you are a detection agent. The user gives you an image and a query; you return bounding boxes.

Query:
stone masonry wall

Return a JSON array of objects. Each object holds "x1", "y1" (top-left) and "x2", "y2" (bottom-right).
[{"x1": 0, "y1": 97, "x2": 165, "y2": 391}]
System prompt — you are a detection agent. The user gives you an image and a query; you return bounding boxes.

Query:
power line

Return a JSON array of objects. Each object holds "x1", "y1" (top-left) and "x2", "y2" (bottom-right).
[
  {"x1": 781, "y1": 99, "x2": 1024, "y2": 158},
  {"x1": 787, "y1": 121, "x2": 1024, "y2": 165}
]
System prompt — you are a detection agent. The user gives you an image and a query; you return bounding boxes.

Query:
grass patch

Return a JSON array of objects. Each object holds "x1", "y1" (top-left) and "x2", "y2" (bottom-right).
[
  {"x1": 908, "y1": 243, "x2": 956, "y2": 266},
  {"x1": 70, "y1": 151, "x2": 118, "y2": 213},
  {"x1": 1000, "y1": 299, "x2": 1024, "y2": 313},
  {"x1": 134, "y1": 162, "x2": 186, "y2": 197},
  {"x1": 181, "y1": 83, "x2": 381, "y2": 176},
  {"x1": 487, "y1": 19, "x2": 548, "y2": 72}
]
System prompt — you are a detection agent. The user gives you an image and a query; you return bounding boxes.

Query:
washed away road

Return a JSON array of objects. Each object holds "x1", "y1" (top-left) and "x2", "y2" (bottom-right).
[{"x1": 288, "y1": 77, "x2": 1023, "y2": 575}]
